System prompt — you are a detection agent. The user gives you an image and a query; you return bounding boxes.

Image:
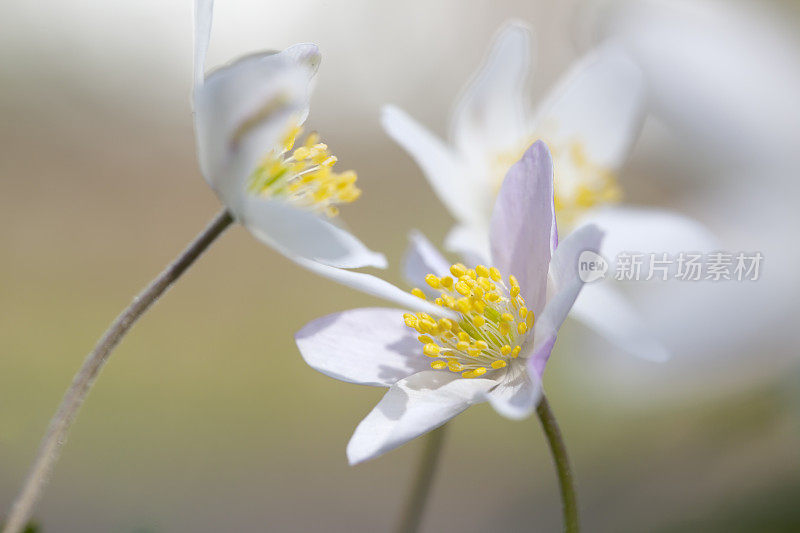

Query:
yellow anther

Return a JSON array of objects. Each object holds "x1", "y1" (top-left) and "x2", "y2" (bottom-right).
[
  {"x1": 473, "y1": 315, "x2": 485, "y2": 327},
  {"x1": 500, "y1": 345, "x2": 512, "y2": 355},
  {"x1": 474, "y1": 340, "x2": 488, "y2": 350},
  {"x1": 511, "y1": 346, "x2": 521, "y2": 358},
  {"x1": 510, "y1": 286, "x2": 520, "y2": 297},
  {"x1": 467, "y1": 269, "x2": 477, "y2": 280},
  {"x1": 467, "y1": 348, "x2": 480, "y2": 357},
  {"x1": 499, "y1": 323, "x2": 511, "y2": 336},
  {"x1": 489, "y1": 267, "x2": 502, "y2": 282},
  {"x1": 425, "y1": 274, "x2": 441, "y2": 289},
  {"x1": 411, "y1": 288, "x2": 426, "y2": 300},
  {"x1": 501, "y1": 313, "x2": 514, "y2": 322},
  {"x1": 486, "y1": 292, "x2": 501, "y2": 302},
  {"x1": 423, "y1": 343, "x2": 440, "y2": 357},
  {"x1": 519, "y1": 307, "x2": 528, "y2": 318},
  {"x1": 473, "y1": 367, "x2": 487, "y2": 376},
  {"x1": 450, "y1": 264, "x2": 467, "y2": 277},
  {"x1": 491, "y1": 360, "x2": 507, "y2": 369},
  {"x1": 476, "y1": 265, "x2": 490, "y2": 278},
  {"x1": 431, "y1": 361, "x2": 447, "y2": 370},
  {"x1": 456, "y1": 298, "x2": 472, "y2": 314},
  {"x1": 456, "y1": 341, "x2": 469, "y2": 351},
  {"x1": 458, "y1": 332, "x2": 470, "y2": 342},
  {"x1": 448, "y1": 362, "x2": 464, "y2": 372},
  {"x1": 403, "y1": 314, "x2": 417, "y2": 328},
  {"x1": 472, "y1": 300, "x2": 485, "y2": 314},
  {"x1": 517, "y1": 322, "x2": 528, "y2": 335},
  {"x1": 462, "y1": 370, "x2": 477, "y2": 378},
  {"x1": 526, "y1": 311, "x2": 535, "y2": 329},
  {"x1": 440, "y1": 276, "x2": 453, "y2": 288},
  {"x1": 418, "y1": 335, "x2": 433, "y2": 344},
  {"x1": 438, "y1": 318, "x2": 454, "y2": 331},
  {"x1": 455, "y1": 281, "x2": 471, "y2": 296}
]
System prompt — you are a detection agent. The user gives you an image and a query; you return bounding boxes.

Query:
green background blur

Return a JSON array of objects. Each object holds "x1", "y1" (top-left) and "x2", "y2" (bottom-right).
[{"x1": 2, "y1": 0, "x2": 799, "y2": 531}]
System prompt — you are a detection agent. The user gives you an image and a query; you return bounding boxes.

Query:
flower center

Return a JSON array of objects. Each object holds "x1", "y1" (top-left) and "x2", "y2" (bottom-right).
[
  {"x1": 403, "y1": 263, "x2": 534, "y2": 379},
  {"x1": 492, "y1": 137, "x2": 622, "y2": 229},
  {"x1": 247, "y1": 123, "x2": 361, "y2": 217}
]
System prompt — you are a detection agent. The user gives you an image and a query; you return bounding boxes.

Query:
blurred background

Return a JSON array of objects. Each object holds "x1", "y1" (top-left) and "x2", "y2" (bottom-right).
[{"x1": 1, "y1": 0, "x2": 799, "y2": 531}]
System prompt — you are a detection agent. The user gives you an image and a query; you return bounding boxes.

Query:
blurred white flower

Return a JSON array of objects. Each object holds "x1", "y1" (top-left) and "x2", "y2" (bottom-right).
[
  {"x1": 296, "y1": 143, "x2": 603, "y2": 464},
  {"x1": 383, "y1": 21, "x2": 715, "y2": 362},
  {"x1": 192, "y1": 0, "x2": 385, "y2": 269}
]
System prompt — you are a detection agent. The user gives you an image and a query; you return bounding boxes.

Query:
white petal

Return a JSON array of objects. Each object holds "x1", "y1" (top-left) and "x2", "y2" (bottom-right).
[
  {"x1": 450, "y1": 21, "x2": 534, "y2": 164},
  {"x1": 571, "y1": 282, "x2": 669, "y2": 362},
  {"x1": 577, "y1": 206, "x2": 718, "y2": 259},
  {"x1": 489, "y1": 141, "x2": 556, "y2": 314},
  {"x1": 295, "y1": 308, "x2": 430, "y2": 387},
  {"x1": 402, "y1": 230, "x2": 451, "y2": 289},
  {"x1": 193, "y1": 52, "x2": 310, "y2": 213},
  {"x1": 193, "y1": 0, "x2": 214, "y2": 87},
  {"x1": 444, "y1": 223, "x2": 491, "y2": 266},
  {"x1": 346, "y1": 371, "x2": 496, "y2": 464},
  {"x1": 381, "y1": 105, "x2": 480, "y2": 226},
  {"x1": 535, "y1": 224, "x2": 604, "y2": 346},
  {"x1": 485, "y1": 361, "x2": 542, "y2": 420},
  {"x1": 241, "y1": 195, "x2": 386, "y2": 269},
  {"x1": 291, "y1": 256, "x2": 456, "y2": 319},
  {"x1": 533, "y1": 43, "x2": 645, "y2": 170}
]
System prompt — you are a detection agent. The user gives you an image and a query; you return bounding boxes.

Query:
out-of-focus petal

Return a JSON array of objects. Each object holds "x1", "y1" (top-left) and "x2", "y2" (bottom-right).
[
  {"x1": 402, "y1": 230, "x2": 450, "y2": 289},
  {"x1": 485, "y1": 362, "x2": 541, "y2": 419},
  {"x1": 450, "y1": 21, "x2": 534, "y2": 168},
  {"x1": 381, "y1": 105, "x2": 480, "y2": 226},
  {"x1": 295, "y1": 308, "x2": 430, "y2": 387},
  {"x1": 291, "y1": 256, "x2": 456, "y2": 319},
  {"x1": 533, "y1": 43, "x2": 645, "y2": 170},
  {"x1": 193, "y1": 52, "x2": 310, "y2": 213},
  {"x1": 346, "y1": 371, "x2": 496, "y2": 464},
  {"x1": 193, "y1": 0, "x2": 214, "y2": 87},
  {"x1": 241, "y1": 196, "x2": 386, "y2": 269},
  {"x1": 577, "y1": 205, "x2": 718, "y2": 260},
  {"x1": 444, "y1": 223, "x2": 491, "y2": 266},
  {"x1": 489, "y1": 141, "x2": 556, "y2": 314},
  {"x1": 530, "y1": 224, "x2": 604, "y2": 372},
  {"x1": 571, "y1": 282, "x2": 670, "y2": 362}
]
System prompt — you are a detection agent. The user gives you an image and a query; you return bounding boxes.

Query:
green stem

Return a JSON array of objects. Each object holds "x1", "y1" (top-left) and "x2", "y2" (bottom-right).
[
  {"x1": 393, "y1": 424, "x2": 449, "y2": 533},
  {"x1": 2, "y1": 209, "x2": 234, "y2": 533},
  {"x1": 536, "y1": 395, "x2": 580, "y2": 533}
]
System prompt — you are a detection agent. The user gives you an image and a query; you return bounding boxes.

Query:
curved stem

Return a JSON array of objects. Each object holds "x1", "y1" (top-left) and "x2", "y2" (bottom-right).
[
  {"x1": 393, "y1": 423, "x2": 448, "y2": 533},
  {"x1": 2, "y1": 209, "x2": 234, "y2": 533},
  {"x1": 536, "y1": 395, "x2": 579, "y2": 533}
]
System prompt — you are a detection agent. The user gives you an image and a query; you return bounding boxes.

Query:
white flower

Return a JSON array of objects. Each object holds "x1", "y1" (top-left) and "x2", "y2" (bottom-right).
[
  {"x1": 296, "y1": 143, "x2": 603, "y2": 464},
  {"x1": 383, "y1": 21, "x2": 716, "y2": 361},
  {"x1": 192, "y1": 0, "x2": 385, "y2": 270}
]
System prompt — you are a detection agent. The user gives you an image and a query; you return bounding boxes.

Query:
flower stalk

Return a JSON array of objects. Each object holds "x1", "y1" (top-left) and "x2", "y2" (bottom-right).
[
  {"x1": 536, "y1": 395, "x2": 579, "y2": 533},
  {"x1": 2, "y1": 209, "x2": 234, "y2": 533},
  {"x1": 394, "y1": 424, "x2": 449, "y2": 533}
]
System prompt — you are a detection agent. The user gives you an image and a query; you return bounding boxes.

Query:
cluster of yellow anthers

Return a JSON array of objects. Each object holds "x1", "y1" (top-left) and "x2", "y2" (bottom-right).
[
  {"x1": 403, "y1": 264, "x2": 534, "y2": 379},
  {"x1": 551, "y1": 141, "x2": 621, "y2": 227},
  {"x1": 248, "y1": 123, "x2": 361, "y2": 217}
]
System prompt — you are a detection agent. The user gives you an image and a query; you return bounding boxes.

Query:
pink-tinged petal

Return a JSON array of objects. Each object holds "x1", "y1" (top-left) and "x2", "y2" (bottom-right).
[
  {"x1": 241, "y1": 196, "x2": 386, "y2": 269},
  {"x1": 291, "y1": 256, "x2": 456, "y2": 319},
  {"x1": 346, "y1": 371, "x2": 496, "y2": 465},
  {"x1": 533, "y1": 224, "x2": 604, "y2": 362},
  {"x1": 489, "y1": 141, "x2": 556, "y2": 314},
  {"x1": 193, "y1": 52, "x2": 310, "y2": 213},
  {"x1": 571, "y1": 282, "x2": 669, "y2": 362},
  {"x1": 485, "y1": 361, "x2": 542, "y2": 419},
  {"x1": 533, "y1": 43, "x2": 645, "y2": 170},
  {"x1": 381, "y1": 105, "x2": 480, "y2": 226},
  {"x1": 296, "y1": 308, "x2": 430, "y2": 387},
  {"x1": 527, "y1": 335, "x2": 556, "y2": 379},
  {"x1": 402, "y1": 231, "x2": 451, "y2": 289},
  {"x1": 450, "y1": 21, "x2": 534, "y2": 167}
]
